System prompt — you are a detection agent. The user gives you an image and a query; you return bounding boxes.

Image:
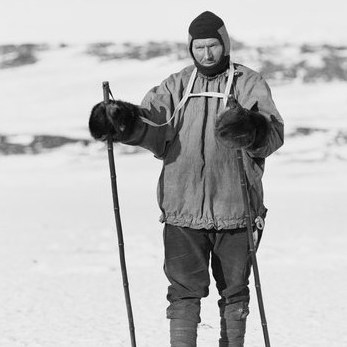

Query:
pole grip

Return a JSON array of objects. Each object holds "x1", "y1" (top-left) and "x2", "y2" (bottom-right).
[{"x1": 103, "y1": 81, "x2": 110, "y2": 103}]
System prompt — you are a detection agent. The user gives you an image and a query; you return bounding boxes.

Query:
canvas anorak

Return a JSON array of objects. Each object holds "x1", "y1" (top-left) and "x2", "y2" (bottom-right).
[{"x1": 124, "y1": 63, "x2": 284, "y2": 230}]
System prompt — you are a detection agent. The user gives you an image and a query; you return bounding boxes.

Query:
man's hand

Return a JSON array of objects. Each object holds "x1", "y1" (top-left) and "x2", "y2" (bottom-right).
[
  {"x1": 215, "y1": 96, "x2": 269, "y2": 149},
  {"x1": 89, "y1": 100, "x2": 140, "y2": 142},
  {"x1": 215, "y1": 96, "x2": 256, "y2": 148}
]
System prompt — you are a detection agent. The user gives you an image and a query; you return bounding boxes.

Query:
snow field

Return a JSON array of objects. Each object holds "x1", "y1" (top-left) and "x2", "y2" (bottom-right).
[
  {"x1": 1, "y1": 150, "x2": 347, "y2": 346},
  {"x1": 0, "y1": 45, "x2": 347, "y2": 346}
]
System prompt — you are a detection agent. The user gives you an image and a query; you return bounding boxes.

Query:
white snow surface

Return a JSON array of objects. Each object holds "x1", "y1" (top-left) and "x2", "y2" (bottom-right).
[{"x1": 1, "y1": 46, "x2": 347, "y2": 346}]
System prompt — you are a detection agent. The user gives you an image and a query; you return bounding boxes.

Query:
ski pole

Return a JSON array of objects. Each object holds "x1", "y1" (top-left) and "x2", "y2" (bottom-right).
[
  {"x1": 236, "y1": 149, "x2": 271, "y2": 347},
  {"x1": 103, "y1": 81, "x2": 137, "y2": 347}
]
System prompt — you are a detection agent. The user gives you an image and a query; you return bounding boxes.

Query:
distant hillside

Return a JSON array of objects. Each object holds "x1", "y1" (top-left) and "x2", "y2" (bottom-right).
[
  {"x1": 1, "y1": 39, "x2": 346, "y2": 158},
  {"x1": 1, "y1": 39, "x2": 346, "y2": 83},
  {"x1": 0, "y1": 43, "x2": 48, "y2": 68}
]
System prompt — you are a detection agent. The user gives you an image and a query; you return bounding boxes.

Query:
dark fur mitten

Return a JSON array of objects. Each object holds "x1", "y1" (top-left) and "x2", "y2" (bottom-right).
[
  {"x1": 215, "y1": 96, "x2": 269, "y2": 149},
  {"x1": 89, "y1": 101, "x2": 114, "y2": 141},
  {"x1": 89, "y1": 100, "x2": 141, "y2": 142}
]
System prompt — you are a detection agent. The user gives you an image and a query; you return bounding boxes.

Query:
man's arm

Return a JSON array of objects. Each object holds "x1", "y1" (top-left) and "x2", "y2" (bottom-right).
[{"x1": 89, "y1": 82, "x2": 177, "y2": 160}]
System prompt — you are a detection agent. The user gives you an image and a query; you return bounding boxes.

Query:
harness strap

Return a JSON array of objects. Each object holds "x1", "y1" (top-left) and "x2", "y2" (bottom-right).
[
  {"x1": 189, "y1": 92, "x2": 227, "y2": 98},
  {"x1": 223, "y1": 62, "x2": 235, "y2": 107},
  {"x1": 139, "y1": 62, "x2": 235, "y2": 128},
  {"x1": 139, "y1": 67, "x2": 198, "y2": 128}
]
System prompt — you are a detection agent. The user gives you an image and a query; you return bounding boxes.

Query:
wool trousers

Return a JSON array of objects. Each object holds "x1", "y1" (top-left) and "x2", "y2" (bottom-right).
[{"x1": 163, "y1": 224, "x2": 255, "y2": 323}]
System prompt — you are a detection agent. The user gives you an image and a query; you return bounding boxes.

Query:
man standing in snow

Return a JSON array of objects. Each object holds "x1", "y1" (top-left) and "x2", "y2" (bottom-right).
[{"x1": 89, "y1": 11, "x2": 283, "y2": 347}]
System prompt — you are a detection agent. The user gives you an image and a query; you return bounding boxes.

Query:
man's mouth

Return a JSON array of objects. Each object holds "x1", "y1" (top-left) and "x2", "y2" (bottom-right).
[{"x1": 202, "y1": 60, "x2": 216, "y2": 66}]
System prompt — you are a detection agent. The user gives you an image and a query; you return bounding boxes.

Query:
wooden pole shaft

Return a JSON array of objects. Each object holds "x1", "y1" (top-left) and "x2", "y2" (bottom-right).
[
  {"x1": 103, "y1": 81, "x2": 137, "y2": 347},
  {"x1": 236, "y1": 149, "x2": 271, "y2": 347}
]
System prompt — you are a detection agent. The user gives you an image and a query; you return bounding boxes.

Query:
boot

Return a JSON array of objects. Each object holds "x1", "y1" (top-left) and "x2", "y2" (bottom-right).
[
  {"x1": 170, "y1": 318, "x2": 198, "y2": 347},
  {"x1": 219, "y1": 301, "x2": 249, "y2": 347}
]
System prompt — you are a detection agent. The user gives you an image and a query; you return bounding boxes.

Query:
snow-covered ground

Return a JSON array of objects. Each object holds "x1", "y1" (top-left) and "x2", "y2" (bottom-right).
[{"x1": 0, "y1": 46, "x2": 347, "y2": 346}]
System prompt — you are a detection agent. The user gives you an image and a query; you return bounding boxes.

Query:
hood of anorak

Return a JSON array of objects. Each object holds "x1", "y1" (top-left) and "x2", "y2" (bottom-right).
[{"x1": 187, "y1": 11, "x2": 231, "y2": 60}]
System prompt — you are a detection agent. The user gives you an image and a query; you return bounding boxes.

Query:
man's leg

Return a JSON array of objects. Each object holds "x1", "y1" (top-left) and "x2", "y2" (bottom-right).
[
  {"x1": 163, "y1": 224, "x2": 211, "y2": 347},
  {"x1": 210, "y1": 229, "x2": 251, "y2": 347}
]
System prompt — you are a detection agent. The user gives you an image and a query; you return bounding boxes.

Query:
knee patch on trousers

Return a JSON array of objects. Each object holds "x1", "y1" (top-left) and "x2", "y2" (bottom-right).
[{"x1": 222, "y1": 301, "x2": 249, "y2": 320}]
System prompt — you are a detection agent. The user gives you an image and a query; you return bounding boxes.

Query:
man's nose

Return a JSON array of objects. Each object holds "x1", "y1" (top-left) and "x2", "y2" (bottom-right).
[{"x1": 204, "y1": 47, "x2": 212, "y2": 60}]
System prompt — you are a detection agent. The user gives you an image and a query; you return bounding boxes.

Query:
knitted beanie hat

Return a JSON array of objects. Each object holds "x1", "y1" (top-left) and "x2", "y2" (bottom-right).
[{"x1": 188, "y1": 11, "x2": 230, "y2": 76}]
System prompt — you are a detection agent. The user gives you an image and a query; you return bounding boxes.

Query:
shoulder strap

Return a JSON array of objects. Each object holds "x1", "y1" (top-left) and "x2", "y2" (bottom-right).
[
  {"x1": 223, "y1": 62, "x2": 235, "y2": 108},
  {"x1": 139, "y1": 68, "x2": 197, "y2": 128}
]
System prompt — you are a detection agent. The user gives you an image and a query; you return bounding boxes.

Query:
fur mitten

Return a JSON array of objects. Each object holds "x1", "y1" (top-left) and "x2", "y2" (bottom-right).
[
  {"x1": 89, "y1": 100, "x2": 141, "y2": 142},
  {"x1": 215, "y1": 96, "x2": 269, "y2": 149}
]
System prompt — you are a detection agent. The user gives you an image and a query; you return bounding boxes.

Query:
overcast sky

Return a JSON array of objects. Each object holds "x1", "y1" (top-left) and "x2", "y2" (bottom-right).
[{"x1": 0, "y1": 0, "x2": 346, "y2": 45}]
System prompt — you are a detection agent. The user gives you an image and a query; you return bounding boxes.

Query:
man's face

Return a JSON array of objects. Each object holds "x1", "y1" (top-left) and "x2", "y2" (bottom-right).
[{"x1": 191, "y1": 38, "x2": 223, "y2": 67}]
